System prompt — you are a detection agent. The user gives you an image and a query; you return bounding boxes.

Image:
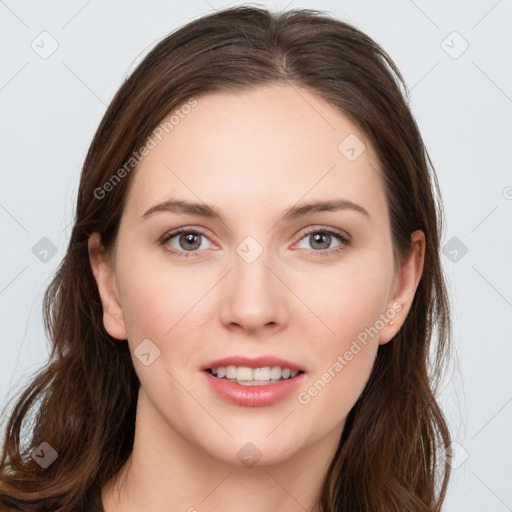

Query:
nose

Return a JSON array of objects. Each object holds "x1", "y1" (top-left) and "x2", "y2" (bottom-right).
[{"x1": 219, "y1": 245, "x2": 289, "y2": 335}]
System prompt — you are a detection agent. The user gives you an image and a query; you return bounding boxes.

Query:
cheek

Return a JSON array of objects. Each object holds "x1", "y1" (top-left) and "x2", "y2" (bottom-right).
[
  {"x1": 294, "y1": 257, "x2": 392, "y2": 411},
  {"x1": 302, "y1": 255, "x2": 394, "y2": 345},
  {"x1": 115, "y1": 245, "x2": 212, "y2": 338}
]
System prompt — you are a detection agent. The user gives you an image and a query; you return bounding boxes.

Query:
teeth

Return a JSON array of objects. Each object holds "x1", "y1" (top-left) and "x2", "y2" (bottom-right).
[
  {"x1": 226, "y1": 365, "x2": 237, "y2": 379},
  {"x1": 236, "y1": 366, "x2": 253, "y2": 381},
  {"x1": 253, "y1": 367, "x2": 270, "y2": 380},
  {"x1": 270, "y1": 367, "x2": 282, "y2": 380},
  {"x1": 210, "y1": 365, "x2": 301, "y2": 382}
]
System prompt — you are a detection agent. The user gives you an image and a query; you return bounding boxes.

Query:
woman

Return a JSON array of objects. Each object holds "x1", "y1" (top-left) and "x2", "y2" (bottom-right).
[{"x1": 0, "y1": 6, "x2": 452, "y2": 511}]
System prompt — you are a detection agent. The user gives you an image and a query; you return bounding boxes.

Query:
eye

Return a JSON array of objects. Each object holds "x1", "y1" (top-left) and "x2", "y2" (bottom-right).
[
  {"x1": 295, "y1": 227, "x2": 351, "y2": 256},
  {"x1": 160, "y1": 228, "x2": 215, "y2": 257},
  {"x1": 160, "y1": 226, "x2": 351, "y2": 258}
]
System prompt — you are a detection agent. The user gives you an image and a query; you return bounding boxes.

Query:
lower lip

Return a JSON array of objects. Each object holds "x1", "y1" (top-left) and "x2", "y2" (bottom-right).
[{"x1": 203, "y1": 370, "x2": 306, "y2": 407}]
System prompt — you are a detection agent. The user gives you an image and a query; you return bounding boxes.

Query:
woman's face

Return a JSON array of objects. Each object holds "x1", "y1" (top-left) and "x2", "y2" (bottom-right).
[{"x1": 90, "y1": 84, "x2": 423, "y2": 468}]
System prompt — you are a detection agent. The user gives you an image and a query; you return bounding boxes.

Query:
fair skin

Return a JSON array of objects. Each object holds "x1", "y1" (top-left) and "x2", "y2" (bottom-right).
[{"x1": 89, "y1": 84, "x2": 424, "y2": 512}]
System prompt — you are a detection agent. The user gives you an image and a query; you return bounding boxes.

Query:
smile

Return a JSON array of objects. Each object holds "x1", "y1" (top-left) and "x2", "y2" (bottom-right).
[{"x1": 209, "y1": 365, "x2": 302, "y2": 386}]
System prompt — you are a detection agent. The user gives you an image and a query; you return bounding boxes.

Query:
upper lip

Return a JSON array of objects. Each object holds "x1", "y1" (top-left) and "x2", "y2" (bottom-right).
[{"x1": 201, "y1": 356, "x2": 305, "y2": 372}]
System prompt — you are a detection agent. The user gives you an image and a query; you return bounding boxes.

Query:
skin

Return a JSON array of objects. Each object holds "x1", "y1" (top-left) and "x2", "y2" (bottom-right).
[{"x1": 89, "y1": 84, "x2": 424, "y2": 512}]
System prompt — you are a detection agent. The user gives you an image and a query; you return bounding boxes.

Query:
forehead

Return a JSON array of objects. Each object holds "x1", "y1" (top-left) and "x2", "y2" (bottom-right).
[{"x1": 126, "y1": 84, "x2": 387, "y2": 221}]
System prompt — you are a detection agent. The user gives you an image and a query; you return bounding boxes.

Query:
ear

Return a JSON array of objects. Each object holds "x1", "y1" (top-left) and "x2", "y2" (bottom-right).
[
  {"x1": 88, "y1": 233, "x2": 128, "y2": 340},
  {"x1": 379, "y1": 230, "x2": 425, "y2": 345}
]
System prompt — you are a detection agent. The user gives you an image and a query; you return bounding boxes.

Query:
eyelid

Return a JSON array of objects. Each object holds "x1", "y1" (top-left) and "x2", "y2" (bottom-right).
[{"x1": 297, "y1": 225, "x2": 351, "y2": 242}]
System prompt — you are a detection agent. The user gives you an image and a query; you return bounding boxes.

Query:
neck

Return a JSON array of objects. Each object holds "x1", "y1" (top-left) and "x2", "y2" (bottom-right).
[{"x1": 102, "y1": 388, "x2": 342, "y2": 512}]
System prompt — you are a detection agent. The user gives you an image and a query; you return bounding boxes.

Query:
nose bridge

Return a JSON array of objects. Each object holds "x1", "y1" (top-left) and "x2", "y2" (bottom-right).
[{"x1": 220, "y1": 234, "x2": 287, "y2": 331}]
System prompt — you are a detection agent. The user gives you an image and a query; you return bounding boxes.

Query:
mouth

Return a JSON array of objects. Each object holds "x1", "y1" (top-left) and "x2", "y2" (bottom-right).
[
  {"x1": 201, "y1": 356, "x2": 307, "y2": 407},
  {"x1": 206, "y1": 365, "x2": 305, "y2": 386}
]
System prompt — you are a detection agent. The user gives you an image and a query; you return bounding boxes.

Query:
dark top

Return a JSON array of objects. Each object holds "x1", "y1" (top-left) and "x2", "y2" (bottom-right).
[
  {"x1": 81, "y1": 486, "x2": 105, "y2": 512},
  {"x1": 1, "y1": 487, "x2": 105, "y2": 512}
]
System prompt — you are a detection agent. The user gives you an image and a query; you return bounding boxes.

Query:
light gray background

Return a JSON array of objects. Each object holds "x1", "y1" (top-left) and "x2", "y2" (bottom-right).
[{"x1": 1, "y1": 0, "x2": 511, "y2": 510}]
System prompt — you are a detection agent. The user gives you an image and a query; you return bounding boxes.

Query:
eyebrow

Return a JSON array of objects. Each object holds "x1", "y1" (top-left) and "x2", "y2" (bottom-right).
[{"x1": 141, "y1": 198, "x2": 370, "y2": 221}]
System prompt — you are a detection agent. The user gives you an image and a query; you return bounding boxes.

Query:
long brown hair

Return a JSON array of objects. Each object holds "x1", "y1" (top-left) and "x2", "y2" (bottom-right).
[{"x1": 0, "y1": 6, "x2": 452, "y2": 511}]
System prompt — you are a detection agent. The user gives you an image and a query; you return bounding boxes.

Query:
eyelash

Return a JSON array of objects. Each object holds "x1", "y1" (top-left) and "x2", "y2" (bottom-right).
[{"x1": 160, "y1": 226, "x2": 351, "y2": 258}]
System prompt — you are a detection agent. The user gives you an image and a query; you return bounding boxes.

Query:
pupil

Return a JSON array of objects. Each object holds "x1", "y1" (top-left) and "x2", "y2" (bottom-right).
[
  {"x1": 311, "y1": 233, "x2": 330, "y2": 250},
  {"x1": 181, "y1": 233, "x2": 201, "y2": 250}
]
